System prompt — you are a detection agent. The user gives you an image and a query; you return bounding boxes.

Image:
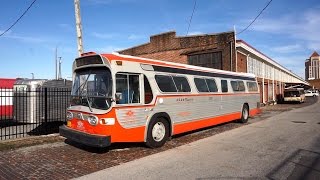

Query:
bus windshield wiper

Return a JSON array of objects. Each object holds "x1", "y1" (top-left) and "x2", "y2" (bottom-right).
[
  {"x1": 85, "y1": 93, "x2": 93, "y2": 112},
  {"x1": 74, "y1": 70, "x2": 92, "y2": 96},
  {"x1": 75, "y1": 71, "x2": 93, "y2": 112}
]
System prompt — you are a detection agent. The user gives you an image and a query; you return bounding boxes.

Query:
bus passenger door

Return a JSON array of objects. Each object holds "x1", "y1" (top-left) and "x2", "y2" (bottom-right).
[{"x1": 115, "y1": 73, "x2": 152, "y2": 129}]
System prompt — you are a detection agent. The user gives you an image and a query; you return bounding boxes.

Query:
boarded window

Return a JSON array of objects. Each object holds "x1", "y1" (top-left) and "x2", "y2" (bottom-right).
[{"x1": 188, "y1": 52, "x2": 222, "y2": 69}]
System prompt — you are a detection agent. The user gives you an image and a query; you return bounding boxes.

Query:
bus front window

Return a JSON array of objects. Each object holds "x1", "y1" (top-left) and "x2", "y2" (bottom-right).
[{"x1": 71, "y1": 67, "x2": 112, "y2": 110}]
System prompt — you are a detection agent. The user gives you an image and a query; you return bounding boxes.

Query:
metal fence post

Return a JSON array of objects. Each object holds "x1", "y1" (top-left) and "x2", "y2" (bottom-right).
[{"x1": 44, "y1": 88, "x2": 48, "y2": 124}]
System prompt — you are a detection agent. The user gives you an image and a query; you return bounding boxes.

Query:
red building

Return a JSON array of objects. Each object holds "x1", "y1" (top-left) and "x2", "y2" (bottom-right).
[
  {"x1": 305, "y1": 51, "x2": 320, "y2": 89},
  {"x1": 118, "y1": 31, "x2": 308, "y2": 104},
  {"x1": 0, "y1": 78, "x2": 16, "y2": 117}
]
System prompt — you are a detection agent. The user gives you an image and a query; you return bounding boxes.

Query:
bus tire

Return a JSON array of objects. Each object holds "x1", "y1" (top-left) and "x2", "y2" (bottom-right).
[
  {"x1": 145, "y1": 117, "x2": 169, "y2": 148},
  {"x1": 239, "y1": 104, "x2": 249, "y2": 123}
]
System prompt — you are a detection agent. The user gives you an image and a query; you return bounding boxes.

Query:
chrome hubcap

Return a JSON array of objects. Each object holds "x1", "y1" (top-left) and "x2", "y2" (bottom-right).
[{"x1": 152, "y1": 122, "x2": 165, "y2": 142}]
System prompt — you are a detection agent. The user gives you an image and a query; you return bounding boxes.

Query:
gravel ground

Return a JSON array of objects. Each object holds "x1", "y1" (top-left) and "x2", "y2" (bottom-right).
[{"x1": 0, "y1": 97, "x2": 317, "y2": 180}]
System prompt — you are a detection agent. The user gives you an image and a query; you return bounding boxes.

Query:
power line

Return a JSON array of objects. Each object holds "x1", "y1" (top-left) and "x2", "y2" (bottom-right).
[
  {"x1": 0, "y1": 0, "x2": 37, "y2": 37},
  {"x1": 236, "y1": 0, "x2": 273, "y2": 35},
  {"x1": 186, "y1": 0, "x2": 197, "y2": 35}
]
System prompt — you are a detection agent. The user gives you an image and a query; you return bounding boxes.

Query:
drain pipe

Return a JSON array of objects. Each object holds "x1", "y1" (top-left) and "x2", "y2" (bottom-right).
[{"x1": 230, "y1": 41, "x2": 233, "y2": 71}]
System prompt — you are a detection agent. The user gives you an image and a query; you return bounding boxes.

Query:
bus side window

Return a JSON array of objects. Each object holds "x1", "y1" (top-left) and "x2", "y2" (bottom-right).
[
  {"x1": 247, "y1": 81, "x2": 258, "y2": 92},
  {"x1": 155, "y1": 75, "x2": 177, "y2": 92},
  {"x1": 238, "y1": 81, "x2": 245, "y2": 91},
  {"x1": 194, "y1": 78, "x2": 209, "y2": 92},
  {"x1": 172, "y1": 76, "x2": 191, "y2": 92},
  {"x1": 231, "y1": 80, "x2": 239, "y2": 91},
  {"x1": 144, "y1": 75, "x2": 153, "y2": 104},
  {"x1": 116, "y1": 73, "x2": 140, "y2": 104},
  {"x1": 206, "y1": 79, "x2": 218, "y2": 92},
  {"x1": 221, "y1": 80, "x2": 228, "y2": 92}
]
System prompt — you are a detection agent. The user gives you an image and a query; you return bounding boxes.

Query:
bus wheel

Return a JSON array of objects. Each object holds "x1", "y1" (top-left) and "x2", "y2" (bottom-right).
[
  {"x1": 146, "y1": 117, "x2": 169, "y2": 148},
  {"x1": 239, "y1": 104, "x2": 249, "y2": 123}
]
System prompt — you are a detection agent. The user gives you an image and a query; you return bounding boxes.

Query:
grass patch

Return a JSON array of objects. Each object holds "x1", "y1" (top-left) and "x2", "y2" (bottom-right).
[{"x1": 0, "y1": 135, "x2": 64, "y2": 152}]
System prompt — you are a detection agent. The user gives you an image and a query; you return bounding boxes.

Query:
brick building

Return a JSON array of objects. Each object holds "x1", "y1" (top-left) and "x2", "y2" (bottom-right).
[
  {"x1": 305, "y1": 51, "x2": 320, "y2": 89},
  {"x1": 119, "y1": 31, "x2": 308, "y2": 104}
]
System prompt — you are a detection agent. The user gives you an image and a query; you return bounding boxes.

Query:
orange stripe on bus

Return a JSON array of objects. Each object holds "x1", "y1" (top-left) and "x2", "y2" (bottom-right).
[
  {"x1": 173, "y1": 108, "x2": 260, "y2": 135},
  {"x1": 157, "y1": 92, "x2": 259, "y2": 98},
  {"x1": 173, "y1": 112, "x2": 242, "y2": 135},
  {"x1": 250, "y1": 108, "x2": 261, "y2": 116}
]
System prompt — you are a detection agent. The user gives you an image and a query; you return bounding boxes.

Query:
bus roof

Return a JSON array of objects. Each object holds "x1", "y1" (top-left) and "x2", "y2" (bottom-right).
[{"x1": 99, "y1": 53, "x2": 256, "y2": 79}]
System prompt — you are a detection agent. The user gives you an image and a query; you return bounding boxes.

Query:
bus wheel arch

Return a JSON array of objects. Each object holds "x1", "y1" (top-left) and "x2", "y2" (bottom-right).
[
  {"x1": 239, "y1": 103, "x2": 249, "y2": 123},
  {"x1": 145, "y1": 112, "x2": 172, "y2": 148}
]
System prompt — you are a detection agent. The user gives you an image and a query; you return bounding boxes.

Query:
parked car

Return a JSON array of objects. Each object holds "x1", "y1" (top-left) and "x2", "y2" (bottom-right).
[
  {"x1": 283, "y1": 88, "x2": 306, "y2": 103},
  {"x1": 304, "y1": 90, "x2": 319, "y2": 97}
]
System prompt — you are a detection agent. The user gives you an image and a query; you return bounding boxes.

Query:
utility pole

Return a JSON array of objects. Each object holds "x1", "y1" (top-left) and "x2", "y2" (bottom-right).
[
  {"x1": 55, "y1": 46, "x2": 58, "y2": 80},
  {"x1": 58, "y1": 57, "x2": 62, "y2": 80},
  {"x1": 74, "y1": 0, "x2": 84, "y2": 57}
]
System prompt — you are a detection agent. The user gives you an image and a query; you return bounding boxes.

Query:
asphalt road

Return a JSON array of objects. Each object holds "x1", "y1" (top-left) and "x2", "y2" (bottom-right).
[{"x1": 78, "y1": 98, "x2": 320, "y2": 180}]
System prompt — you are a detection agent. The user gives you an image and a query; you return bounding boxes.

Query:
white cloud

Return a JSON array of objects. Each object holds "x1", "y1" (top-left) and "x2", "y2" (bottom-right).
[
  {"x1": 271, "y1": 44, "x2": 302, "y2": 53},
  {"x1": 128, "y1": 34, "x2": 144, "y2": 40},
  {"x1": 187, "y1": 31, "x2": 204, "y2": 36},
  {"x1": 1, "y1": 30, "x2": 58, "y2": 44},
  {"x1": 58, "y1": 24, "x2": 73, "y2": 32},
  {"x1": 91, "y1": 32, "x2": 117, "y2": 39},
  {"x1": 272, "y1": 55, "x2": 307, "y2": 78},
  {"x1": 248, "y1": 8, "x2": 320, "y2": 50},
  {"x1": 0, "y1": 29, "x2": 13, "y2": 36},
  {"x1": 307, "y1": 41, "x2": 320, "y2": 51},
  {"x1": 86, "y1": 0, "x2": 112, "y2": 4},
  {"x1": 95, "y1": 45, "x2": 125, "y2": 53},
  {"x1": 4, "y1": 34, "x2": 48, "y2": 43},
  {"x1": 86, "y1": 0, "x2": 134, "y2": 5}
]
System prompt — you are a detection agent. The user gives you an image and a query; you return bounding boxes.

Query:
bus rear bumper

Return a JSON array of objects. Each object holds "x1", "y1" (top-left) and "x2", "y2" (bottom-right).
[{"x1": 59, "y1": 125, "x2": 111, "y2": 148}]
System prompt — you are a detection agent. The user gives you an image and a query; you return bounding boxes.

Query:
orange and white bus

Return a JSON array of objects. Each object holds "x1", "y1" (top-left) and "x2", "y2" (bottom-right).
[{"x1": 59, "y1": 52, "x2": 260, "y2": 148}]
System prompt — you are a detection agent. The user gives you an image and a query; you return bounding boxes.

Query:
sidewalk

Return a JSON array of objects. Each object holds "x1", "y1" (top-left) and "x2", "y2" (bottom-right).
[{"x1": 77, "y1": 99, "x2": 320, "y2": 180}]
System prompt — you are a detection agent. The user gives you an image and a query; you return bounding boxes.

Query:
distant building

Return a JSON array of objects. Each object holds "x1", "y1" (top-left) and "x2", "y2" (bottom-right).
[
  {"x1": 305, "y1": 51, "x2": 320, "y2": 89},
  {"x1": 118, "y1": 31, "x2": 308, "y2": 104},
  {"x1": 0, "y1": 78, "x2": 16, "y2": 117}
]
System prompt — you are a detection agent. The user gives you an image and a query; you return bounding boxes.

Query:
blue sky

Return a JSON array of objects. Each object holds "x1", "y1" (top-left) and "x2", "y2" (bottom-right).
[{"x1": 0, "y1": 0, "x2": 319, "y2": 79}]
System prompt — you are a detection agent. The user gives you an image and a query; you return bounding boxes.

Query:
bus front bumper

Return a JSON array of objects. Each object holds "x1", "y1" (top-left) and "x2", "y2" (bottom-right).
[{"x1": 59, "y1": 125, "x2": 111, "y2": 148}]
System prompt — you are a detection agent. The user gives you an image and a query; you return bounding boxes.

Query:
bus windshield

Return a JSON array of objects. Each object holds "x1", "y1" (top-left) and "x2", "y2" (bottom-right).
[{"x1": 71, "y1": 67, "x2": 112, "y2": 110}]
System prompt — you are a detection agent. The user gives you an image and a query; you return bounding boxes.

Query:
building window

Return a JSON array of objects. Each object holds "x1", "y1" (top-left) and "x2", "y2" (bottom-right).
[{"x1": 188, "y1": 52, "x2": 222, "y2": 69}]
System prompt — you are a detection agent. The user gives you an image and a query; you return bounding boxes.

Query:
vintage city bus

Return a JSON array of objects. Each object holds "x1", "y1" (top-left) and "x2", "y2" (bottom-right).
[{"x1": 59, "y1": 52, "x2": 260, "y2": 148}]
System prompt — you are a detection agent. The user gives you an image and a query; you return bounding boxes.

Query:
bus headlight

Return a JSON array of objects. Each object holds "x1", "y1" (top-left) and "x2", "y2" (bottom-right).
[
  {"x1": 88, "y1": 115, "x2": 99, "y2": 126},
  {"x1": 66, "y1": 111, "x2": 73, "y2": 120}
]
